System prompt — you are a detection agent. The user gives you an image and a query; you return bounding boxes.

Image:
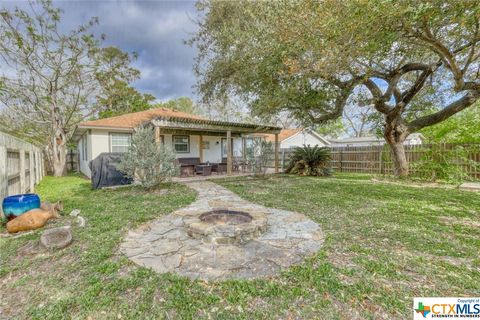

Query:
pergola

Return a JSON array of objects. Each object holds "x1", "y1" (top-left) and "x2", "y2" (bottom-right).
[{"x1": 149, "y1": 116, "x2": 282, "y2": 175}]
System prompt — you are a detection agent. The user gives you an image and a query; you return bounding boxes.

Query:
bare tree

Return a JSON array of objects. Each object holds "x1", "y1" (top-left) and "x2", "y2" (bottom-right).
[{"x1": 0, "y1": 1, "x2": 135, "y2": 175}]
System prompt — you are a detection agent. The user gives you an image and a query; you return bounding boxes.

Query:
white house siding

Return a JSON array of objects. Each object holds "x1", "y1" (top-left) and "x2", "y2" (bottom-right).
[
  {"x1": 161, "y1": 134, "x2": 201, "y2": 159},
  {"x1": 78, "y1": 129, "x2": 132, "y2": 178},
  {"x1": 78, "y1": 133, "x2": 91, "y2": 178},
  {"x1": 281, "y1": 131, "x2": 328, "y2": 149},
  {"x1": 78, "y1": 132, "x2": 246, "y2": 178},
  {"x1": 202, "y1": 136, "x2": 223, "y2": 163}
]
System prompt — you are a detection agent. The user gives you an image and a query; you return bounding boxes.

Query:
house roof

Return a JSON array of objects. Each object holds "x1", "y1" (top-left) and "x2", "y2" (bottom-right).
[
  {"x1": 329, "y1": 133, "x2": 424, "y2": 144},
  {"x1": 78, "y1": 108, "x2": 206, "y2": 130},
  {"x1": 74, "y1": 107, "x2": 282, "y2": 141},
  {"x1": 260, "y1": 128, "x2": 330, "y2": 145},
  {"x1": 263, "y1": 129, "x2": 302, "y2": 142}
]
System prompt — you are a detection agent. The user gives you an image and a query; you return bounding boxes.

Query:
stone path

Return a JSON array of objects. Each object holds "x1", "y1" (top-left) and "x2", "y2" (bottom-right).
[{"x1": 120, "y1": 181, "x2": 324, "y2": 280}]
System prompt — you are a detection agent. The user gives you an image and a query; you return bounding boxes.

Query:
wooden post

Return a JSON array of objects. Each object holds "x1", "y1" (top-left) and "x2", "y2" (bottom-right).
[
  {"x1": 19, "y1": 149, "x2": 25, "y2": 193},
  {"x1": 199, "y1": 135, "x2": 203, "y2": 163},
  {"x1": 379, "y1": 145, "x2": 384, "y2": 175},
  {"x1": 227, "y1": 130, "x2": 232, "y2": 176},
  {"x1": 0, "y1": 146, "x2": 7, "y2": 218},
  {"x1": 242, "y1": 137, "x2": 247, "y2": 160},
  {"x1": 29, "y1": 150, "x2": 34, "y2": 192},
  {"x1": 34, "y1": 150, "x2": 38, "y2": 183},
  {"x1": 274, "y1": 133, "x2": 279, "y2": 173},
  {"x1": 339, "y1": 149, "x2": 343, "y2": 173},
  {"x1": 154, "y1": 126, "x2": 161, "y2": 144}
]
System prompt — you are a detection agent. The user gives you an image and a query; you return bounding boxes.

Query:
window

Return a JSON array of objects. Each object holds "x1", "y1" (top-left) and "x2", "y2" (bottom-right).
[
  {"x1": 173, "y1": 135, "x2": 189, "y2": 153},
  {"x1": 110, "y1": 133, "x2": 131, "y2": 153}
]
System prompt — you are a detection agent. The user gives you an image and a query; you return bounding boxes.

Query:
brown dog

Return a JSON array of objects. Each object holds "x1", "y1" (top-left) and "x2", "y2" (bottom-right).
[{"x1": 6, "y1": 201, "x2": 63, "y2": 233}]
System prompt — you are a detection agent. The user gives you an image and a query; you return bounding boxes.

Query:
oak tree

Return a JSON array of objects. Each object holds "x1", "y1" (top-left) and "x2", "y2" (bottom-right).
[{"x1": 191, "y1": 0, "x2": 480, "y2": 176}]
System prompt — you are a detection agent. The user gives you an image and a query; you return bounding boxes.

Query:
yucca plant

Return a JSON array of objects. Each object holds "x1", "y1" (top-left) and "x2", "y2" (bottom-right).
[{"x1": 286, "y1": 145, "x2": 332, "y2": 176}]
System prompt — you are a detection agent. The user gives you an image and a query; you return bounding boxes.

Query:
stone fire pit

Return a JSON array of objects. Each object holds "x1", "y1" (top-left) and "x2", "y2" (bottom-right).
[
  {"x1": 185, "y1": 209, "x2": 267, "y2": 244},
  {"x1": 121, "y1": 181, "x2": 323, "y2": 280}
]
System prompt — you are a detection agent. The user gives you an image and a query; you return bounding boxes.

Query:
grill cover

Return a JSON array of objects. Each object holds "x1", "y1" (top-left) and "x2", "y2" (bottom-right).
[{"x1": 89, "y1": 153, "x2": 132, "y2": 189}]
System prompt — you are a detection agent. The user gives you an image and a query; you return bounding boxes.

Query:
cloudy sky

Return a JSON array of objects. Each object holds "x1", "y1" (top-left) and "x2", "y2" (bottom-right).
[{"x1": 3, "y1": 0, "x2": 200, "y2": 102}]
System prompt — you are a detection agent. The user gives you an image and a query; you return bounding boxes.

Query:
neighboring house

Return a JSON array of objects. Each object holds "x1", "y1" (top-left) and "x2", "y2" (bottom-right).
[
  {"x1": 262, "y1": 128, "x2": 330, "y2": 149},
  {"x1": 329, "y1": 133, "x2": 424, "y2": 147},
  {"x1": 73, "y1": 108, "x2": 281, "y2": 178}
]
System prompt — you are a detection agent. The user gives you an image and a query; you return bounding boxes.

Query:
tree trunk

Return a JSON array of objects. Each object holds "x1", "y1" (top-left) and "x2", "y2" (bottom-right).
[
  {"x1": 384, "y1": 116, "x2": 409, "y2": 177},
  {"x1": 50, "y1": 106, "x2": 67, "y2": 177}
]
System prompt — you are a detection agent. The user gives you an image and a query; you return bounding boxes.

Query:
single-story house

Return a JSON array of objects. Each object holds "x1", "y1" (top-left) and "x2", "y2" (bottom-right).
[
  {"x1": 73, "y1": 108, "x2": 282, "y2": 178},
  {"x1": 328, "y1": 133, "x2": 424, "y2": 147},
  {"x1": 261, "y1": 128, "x2": 330, "y2": 149}
]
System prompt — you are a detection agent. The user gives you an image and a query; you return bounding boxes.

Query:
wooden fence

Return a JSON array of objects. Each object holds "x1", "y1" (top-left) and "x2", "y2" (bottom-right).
[
  {"x1": 269, "y1": 143, "x2": 480, "y2": 180},
  {"x1": 0, "y1": 132, "x2": 45, "y2": 216}
]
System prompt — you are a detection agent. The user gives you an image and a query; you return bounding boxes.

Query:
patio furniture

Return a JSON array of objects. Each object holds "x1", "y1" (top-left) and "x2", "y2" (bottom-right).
[
  {"x1": 195, "y1": 164, "x2": 212, "y2": 176},
  {"x1": 178, "y1": 158, "x2": 201, "y2": 177},
  {"x1": 213, "y1": 163, "x2": 227, "y2": 174},
  {"x1": 178, "y1": 157, "x2": 201, "y2": 166},
  {"x1": 222, "y1": 158, "x2": 242, "y2": 172},
  {"x1": 180, "y1": 164, "x2": 195, "y2": 177}
]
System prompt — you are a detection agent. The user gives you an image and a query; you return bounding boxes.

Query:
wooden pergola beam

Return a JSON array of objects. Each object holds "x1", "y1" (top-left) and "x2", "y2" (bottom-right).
[
  {"x1": 199, "y1": 134, "x2": 203, "y2": 163},
  {"x1": 227, "y1": 129, "x2": 232, "y2": 176},
  {"x1": 275, "y1": 133, "x2": 279, "y2": 173},
  {"x1": 151, "y1": 118, "x2": 281, "y2": 135}
]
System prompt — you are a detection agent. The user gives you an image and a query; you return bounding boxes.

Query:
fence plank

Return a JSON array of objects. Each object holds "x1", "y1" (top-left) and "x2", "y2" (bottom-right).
[
  {"x1": 0, "y1": 131, "x2": 44, "y2": 217},
  {"x1": 272, "y1": 143, "x2": 480, "y2": 180}
]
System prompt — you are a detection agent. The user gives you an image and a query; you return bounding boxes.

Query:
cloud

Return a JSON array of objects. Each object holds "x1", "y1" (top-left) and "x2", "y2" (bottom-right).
[{"x1": 54, "y1": 0, "x2": 199, "y2": 101}]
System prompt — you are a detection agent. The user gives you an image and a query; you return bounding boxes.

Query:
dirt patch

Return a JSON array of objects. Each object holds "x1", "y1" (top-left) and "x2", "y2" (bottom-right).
[
  {"x1": 329, "y1": 296, "x2": 364, "y2": 320},
  {"x1": 438, "y1": 216, "x2": 480, "y2": 228},
  {"x1": 327, "y1": 250, "x2": 358, "y2": 269},
  {"x1": 370, "y1": 178, "x2": 455, "y2": 189},
  {"x1": 0, "y1": 253, "x2": 76, "y2": 319}
]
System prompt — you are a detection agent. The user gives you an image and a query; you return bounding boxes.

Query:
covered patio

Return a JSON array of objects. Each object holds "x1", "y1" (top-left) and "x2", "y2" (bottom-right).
[{"x1": 148, "y1": 116, "x2": 282, "y2": 177}]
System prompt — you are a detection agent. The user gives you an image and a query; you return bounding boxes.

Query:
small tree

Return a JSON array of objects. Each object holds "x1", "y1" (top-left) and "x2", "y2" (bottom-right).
[
  {"x1": 117, "y1": 127, "x2": 179, "y2": 189},
  {"x1": 246, "y1": 139, "x2": 273, "y2": 177},
  {"x1": 286, "y1": 145, "x2": 331, "y2": 177}
]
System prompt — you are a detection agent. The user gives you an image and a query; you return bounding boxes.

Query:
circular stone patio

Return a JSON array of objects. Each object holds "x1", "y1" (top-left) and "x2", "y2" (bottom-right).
[{"x1": 120, "y1": 181, "x2": 324, "y2": 280}]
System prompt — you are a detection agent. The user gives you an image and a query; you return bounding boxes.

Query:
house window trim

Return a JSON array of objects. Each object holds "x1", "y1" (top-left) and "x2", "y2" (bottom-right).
[
  {"x1": 109, "y1": 132, "x2": 132, "y2": 153},
  {"x1": 172, "y1": 135, "x2": 190, "y2": 153}
]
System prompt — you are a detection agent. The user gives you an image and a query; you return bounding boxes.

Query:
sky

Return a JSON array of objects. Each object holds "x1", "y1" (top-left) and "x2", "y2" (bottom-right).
[{"x1": 1, "y1": 0, "x2": 200, "y2": 102}]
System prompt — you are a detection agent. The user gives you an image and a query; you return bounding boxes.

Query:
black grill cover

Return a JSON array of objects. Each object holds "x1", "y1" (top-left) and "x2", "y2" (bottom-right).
[{"x1": 89, "y1": 153, "x2": 132, "y2": 189}]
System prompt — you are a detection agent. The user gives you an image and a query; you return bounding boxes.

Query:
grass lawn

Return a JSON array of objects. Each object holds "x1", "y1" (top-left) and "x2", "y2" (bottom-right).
[{"x1": 1, "y1": 174, "x2": 479, "y2": 319}]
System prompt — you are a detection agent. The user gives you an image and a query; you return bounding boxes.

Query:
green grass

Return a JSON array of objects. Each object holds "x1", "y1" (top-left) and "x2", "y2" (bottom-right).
[{"x1": 1, "y1": 173, "x2": 479, "y2": 319}]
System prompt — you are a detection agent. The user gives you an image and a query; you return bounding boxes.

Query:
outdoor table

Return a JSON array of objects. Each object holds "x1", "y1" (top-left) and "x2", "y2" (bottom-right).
[{"x1": 196, "y1": 164, "x2": 212, "y2": 176}]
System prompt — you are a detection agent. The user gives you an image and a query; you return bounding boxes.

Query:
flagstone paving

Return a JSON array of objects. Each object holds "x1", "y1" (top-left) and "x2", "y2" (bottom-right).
[{"x1": 120, "y1": 180, "x2": 324, "y2": 280}]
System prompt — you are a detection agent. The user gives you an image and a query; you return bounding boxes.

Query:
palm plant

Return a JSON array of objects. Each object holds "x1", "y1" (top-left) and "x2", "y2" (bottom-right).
[{"x1": 286, "y1": 145, "x2": 331, "y2": 176}]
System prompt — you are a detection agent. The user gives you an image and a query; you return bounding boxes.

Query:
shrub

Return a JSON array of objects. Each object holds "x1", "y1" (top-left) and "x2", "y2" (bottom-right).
[
  {"x1": 117, "y1": 127, "x2": 179, "y2": 189},
  {"x1": 410, "y1": 144, "x2": 479, "y2": 183},
  {"x1": 286, "y1": 145, "x2": 331, "y2": 176},
  {"x1": 246, "y1": 139, "x2": 273, "y2": 177}
]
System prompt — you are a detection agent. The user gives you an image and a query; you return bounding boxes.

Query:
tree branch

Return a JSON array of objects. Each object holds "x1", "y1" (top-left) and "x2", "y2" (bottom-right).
[
  {"x1": 363, "y1": 79, "x2": 391, "y2": 113},
  {"x1": 408, "y1": 90, "x2": 480, "y2": 131}
]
